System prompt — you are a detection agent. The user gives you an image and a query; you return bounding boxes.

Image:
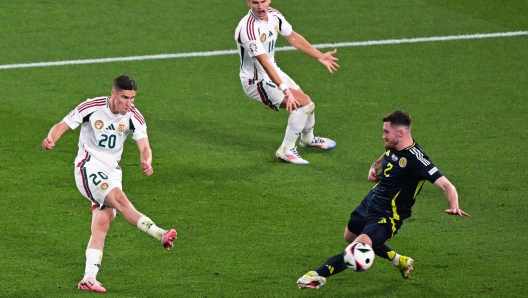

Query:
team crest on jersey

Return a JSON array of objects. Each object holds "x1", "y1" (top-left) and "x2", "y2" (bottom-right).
[
  {"x1": 260, "y1": 33, "x2": 267, "y2": 42},
  {"x1": 391, "y1": 154, "x2": 398, "y2": 161},
  {"x1": 249, "y1": 42, "x2": 258, "y2": 53},
  {"x1": 399, "y1": 157, "x2": 407, "y2": 168},
  {"x1": 118, "y1": 121, "x2": 125, "y2": 133},
  {"x1": 94, "y1": 120, "x2": 104, "y2": 130},
  {"x1": 274, "y1": 24, "x2": 279, "y2": 34},
  {"x1": 100, "y1": 183, "x2": 109, "y2": 190}
]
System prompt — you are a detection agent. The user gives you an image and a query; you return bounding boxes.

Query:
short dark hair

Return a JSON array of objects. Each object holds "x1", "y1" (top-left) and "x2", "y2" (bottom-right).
[
  {"x1": 113, "y1": 75, "x2": 137, "y2": 91},
  {"x1": 383, "y1": 110, "x2": 411, "y2": 127}
]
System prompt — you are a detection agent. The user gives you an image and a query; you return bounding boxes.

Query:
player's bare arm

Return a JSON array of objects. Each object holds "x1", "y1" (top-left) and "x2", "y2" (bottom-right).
[
  {"x1": 136, "y1": 138, "x2": 153, "y2": 176},
  {"x1": 434, "y1": 176, "x2": 470, "y2": 217},
  {"x1": 42, "y1": 121, "x2": 70, "y2": 150},
  {"x1": 368, "y1": 154, "x2": 385, "y2": 182},
  {"x1": 255, "y1": 54, "x2": 299, "y2": 113},
  {"x1": 283, "y1": 31, "x2": 340, "y2": 73}
]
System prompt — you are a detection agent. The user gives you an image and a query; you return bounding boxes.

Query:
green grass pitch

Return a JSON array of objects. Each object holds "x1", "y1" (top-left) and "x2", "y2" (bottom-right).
[{"x1": 0, "y1": 0, "x2": 527, "y2": 297}]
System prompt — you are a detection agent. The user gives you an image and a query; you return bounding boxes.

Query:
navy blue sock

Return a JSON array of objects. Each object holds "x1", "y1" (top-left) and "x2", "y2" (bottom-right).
[
  {"x1": 373, "y1": 243, "x2": 395, "y2": 261},
  {"x1": 314, "y1": 252, "x2": 349, "y2": 277}
]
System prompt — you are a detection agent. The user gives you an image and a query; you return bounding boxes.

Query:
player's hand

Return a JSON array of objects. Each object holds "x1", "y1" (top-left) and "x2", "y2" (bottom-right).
[
  {"x1": 445, "y1": 208, "x2": 470, "y2": 217},
  {"x1": 368, "y1": 167, "x2": 379, "y2": 183},
  {"x1": 284, "y1": 89, "x2": 299, "y2": 114},
  {"x1": 42, "y1": 137, "x2": 55, "y2": 150},
  {"x1": 141, "y1": 160, "x2": 153, "y2": 176},
  {"x1": 318, "y1": 49, "x2": 340, "y2": 73}
]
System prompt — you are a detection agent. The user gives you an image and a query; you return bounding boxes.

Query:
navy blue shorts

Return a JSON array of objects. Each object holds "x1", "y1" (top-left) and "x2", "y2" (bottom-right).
[{"x1": 347, "y1": 199, "x2": 403, "y2": 247}]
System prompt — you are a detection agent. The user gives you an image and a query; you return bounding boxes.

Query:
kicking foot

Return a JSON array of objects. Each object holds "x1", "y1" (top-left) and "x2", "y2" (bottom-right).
[
  {"x1": 296, "y1": 271, "x2": 326, "y2": 289},
  {"x1": 300, "y1": 137, "x2": 336, "y2": 150},
  {"x1": 276, "y1": 147, "x2": 309, "y2": 164},
  {"x1": 78, "y1": 277, "x2": 106, "y2": 293},
  {"x1": 397, "y1": 256, "x2": 414, "y2": 279},
  {"x1": 161, "y1": 229, "x2": 177, "y2": 250}
]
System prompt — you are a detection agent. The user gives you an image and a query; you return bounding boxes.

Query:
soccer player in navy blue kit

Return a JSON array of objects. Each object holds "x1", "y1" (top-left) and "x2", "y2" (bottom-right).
[{"x1": 297, "y1": 110, "x2": 470, "y2": 289}]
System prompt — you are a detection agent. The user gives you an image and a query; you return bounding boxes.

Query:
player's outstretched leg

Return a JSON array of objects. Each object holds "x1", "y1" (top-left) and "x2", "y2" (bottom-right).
[
  {"x1": 296, "y1": 271, "x2": 326, "y2": 289},
  {"x1": 104, "y1": 190, "x2": 178, "y2": 249},
  {"x1": 78, "y1": 277, "x2": 106, "y2": 293}
]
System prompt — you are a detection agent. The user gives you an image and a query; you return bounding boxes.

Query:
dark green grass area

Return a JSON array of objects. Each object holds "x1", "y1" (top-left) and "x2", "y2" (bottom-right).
[{"x1": 1, "y1": 0, "x2": 527, "y2": 297}]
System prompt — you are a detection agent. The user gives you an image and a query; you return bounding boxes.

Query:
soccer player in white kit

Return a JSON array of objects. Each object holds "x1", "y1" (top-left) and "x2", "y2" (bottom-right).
[
  {"x1": 42, "y1": 75, "x2": 177, "y2": 293},
  {"x1": 235, "y1": 0, "x2": 340, "y2": 164}
]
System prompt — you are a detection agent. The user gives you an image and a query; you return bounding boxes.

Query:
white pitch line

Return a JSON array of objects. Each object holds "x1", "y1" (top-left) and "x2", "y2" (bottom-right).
[{"x1": 1, "y1": 31, "x2": 526, "y2": 70}]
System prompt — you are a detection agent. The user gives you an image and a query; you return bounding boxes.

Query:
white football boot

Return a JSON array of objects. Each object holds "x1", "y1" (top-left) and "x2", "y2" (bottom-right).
[
  {"x1": 299, "y1": 137, "x2": 336, "y2": 150},
  {"x1": 276, "y1": 147, "x2": 309, "y2": 164}
]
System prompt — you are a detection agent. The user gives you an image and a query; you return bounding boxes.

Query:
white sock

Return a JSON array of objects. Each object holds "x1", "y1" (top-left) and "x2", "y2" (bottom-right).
[
  {"x1": 301, "y1": 103, "x2": 315, "y2": 144},
  {"x1": 391, "y1": 253, "x2": 402, "y2": 266},
  {"x1": 136, "y1": 216, "x2": 164, "y2": 240},
  {"x1": 279, "y1": 104, "x2": 312, "y2": 150},
  {"x1": 84, "y1": 248, "x2": 103, "y2": 280}
]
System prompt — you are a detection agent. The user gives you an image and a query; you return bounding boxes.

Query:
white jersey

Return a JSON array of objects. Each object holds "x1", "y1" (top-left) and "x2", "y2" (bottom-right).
[
  {"x1": 235, "y1": 8, "x2": 293, "y2": 83},
  {"x1": 63, "y1": 96, "x2": 148, "y2": 168}
]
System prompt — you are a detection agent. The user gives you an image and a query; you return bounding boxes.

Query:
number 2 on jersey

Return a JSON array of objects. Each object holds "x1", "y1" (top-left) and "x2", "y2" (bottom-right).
[{"x1": 384, "y1": 162, "x2": 393, "y2": 177}]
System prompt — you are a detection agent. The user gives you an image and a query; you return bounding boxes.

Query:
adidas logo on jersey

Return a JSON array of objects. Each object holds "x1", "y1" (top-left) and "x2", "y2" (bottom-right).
[{"x1": 106, "y1": 124, "x2": 116, "y2": 130}]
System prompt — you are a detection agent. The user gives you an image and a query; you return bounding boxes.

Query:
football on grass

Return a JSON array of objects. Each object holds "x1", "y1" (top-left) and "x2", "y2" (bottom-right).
[{"x1": 343, "y1": 242, "x2": 375, "y2": 272}]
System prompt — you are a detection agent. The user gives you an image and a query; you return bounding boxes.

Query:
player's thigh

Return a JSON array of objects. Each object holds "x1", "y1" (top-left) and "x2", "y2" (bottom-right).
[
  {"x1": 243, "y1": 79, "x2": 284, "y2": 111},
  {"x1": 277, "y1": 70, "x2": 300, "y2": 91},
  {"x1": 347, "y1": 200, "x2": 369, "y2": 236},
  {"x1": 362, "y1": 215, "x2": 402, "y2": 248},
  {"x1": 288, "y1": 88, "x2": 312, "y2": 107},
  {"x1": 75, "y1": 162, "x2": 122, "y2": 209},
  {"x1": 278, "y1": 70, "x2": 312, "y2": 107},
  {"x1": 344, "y1": 226, "x2": 358, "y2": 243}
]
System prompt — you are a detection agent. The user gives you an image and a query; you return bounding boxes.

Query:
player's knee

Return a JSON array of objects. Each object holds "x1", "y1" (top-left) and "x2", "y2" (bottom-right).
[
  {"x1": 299, "y1": 95, "x2": 312, "y2": 106},
  {"x1": 91, "y1": 218, "x2": 112, "y2": 238},
  {"x1": 299, "y1": 100, "x2": 315, "y2": 113},
  {"x1": 355, "y1": 234, "x2": 373, "y2": 247},
  {"x1": 344, "y1": 227, "x2": 357, "y2": 243}
]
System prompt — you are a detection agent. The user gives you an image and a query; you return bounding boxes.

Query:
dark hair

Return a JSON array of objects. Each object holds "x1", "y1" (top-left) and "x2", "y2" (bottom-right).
[
  {"x1": 113, "y1": 75, "x2": 137, "y2": 91},
  {"x1": 383, "y1": 110, "x2": 411, "y2": 127}
]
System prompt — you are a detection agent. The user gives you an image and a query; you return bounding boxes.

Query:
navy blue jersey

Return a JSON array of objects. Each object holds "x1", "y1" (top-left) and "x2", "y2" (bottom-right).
[{"x1": 367, "y1": 141, "x2": 443, "y2": 220}]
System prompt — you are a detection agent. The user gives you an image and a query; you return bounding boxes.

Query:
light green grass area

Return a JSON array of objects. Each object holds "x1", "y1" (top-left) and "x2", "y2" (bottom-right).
[{"x1": 0, "y1": 1, "x2": 527, "y2": 297}]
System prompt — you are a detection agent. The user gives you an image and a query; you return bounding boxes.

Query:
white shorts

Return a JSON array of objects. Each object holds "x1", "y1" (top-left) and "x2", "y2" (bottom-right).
[
  {"x1": 74, "y1": 155, "x2": 122, "y2": 210},
  {"x1": 242, "y1": 70, "x2": 299, "y2": 111}
]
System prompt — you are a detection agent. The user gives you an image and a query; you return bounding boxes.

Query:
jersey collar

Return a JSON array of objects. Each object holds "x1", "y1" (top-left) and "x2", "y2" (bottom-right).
[
  {"x1": 249, "y1": 10, "x2": 266, "y2": 22},
  {"x1": 404, "y1": 141, "x2": 417, "y2": 150}
]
